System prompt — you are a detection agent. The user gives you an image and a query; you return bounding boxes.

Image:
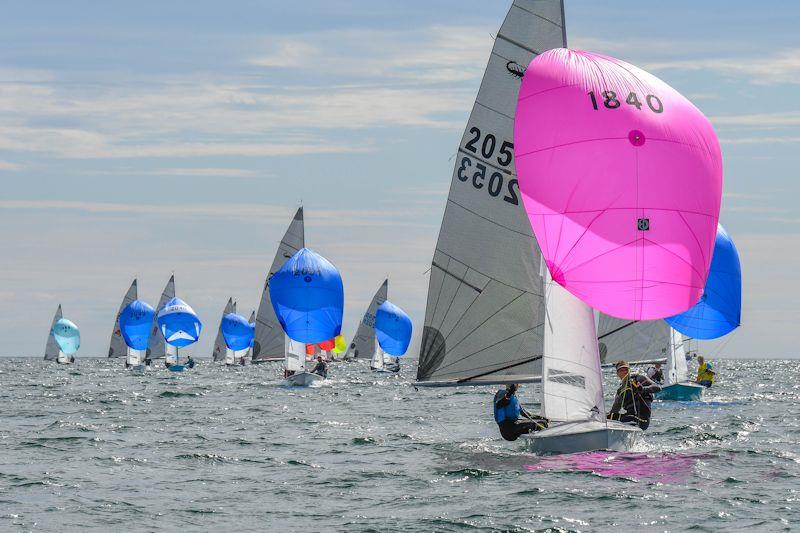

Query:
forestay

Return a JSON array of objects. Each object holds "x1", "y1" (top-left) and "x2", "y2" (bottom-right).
[
  {"x1": 147, "y1": 275, "x2": 175, "y2": 359},
  {"x1": 347, "y1": 279, "x2": 388, "y2": 360},
  {"x1": 44, "y1": 304, "x2": 63, "y2": 361},
  {"x1": 253, "y1": 208, "x2": 304, "y2": 362},
  {"x1": 213, "y1": 298, "x2": 235, "y2": 361},
  {"x1": 108, "y1": 279, "x2": 138, "y2": 358},
  {"x1": 596, "y1": 315, "x2": 670, "y2": 365},
  {"x1": 416, "y1": 0, "x2": 566, "y2": 386},
  {"x1": 542, "y1": 277, "x2": 605, "y2": 422}
]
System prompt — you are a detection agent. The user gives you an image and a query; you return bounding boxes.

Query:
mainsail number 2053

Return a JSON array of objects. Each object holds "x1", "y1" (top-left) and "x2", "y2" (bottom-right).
[{"x1": 458, "y1": 126, "x2": 519, "y2": 205}]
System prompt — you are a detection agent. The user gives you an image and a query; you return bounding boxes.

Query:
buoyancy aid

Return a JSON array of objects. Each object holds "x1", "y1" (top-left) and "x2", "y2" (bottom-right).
[{"x1": 493, "y1": 389, "x2": 521, "y2": 423}]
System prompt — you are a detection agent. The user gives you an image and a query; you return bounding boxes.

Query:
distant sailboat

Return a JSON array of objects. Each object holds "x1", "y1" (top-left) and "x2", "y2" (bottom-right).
[
  {"x1": 346, "y1": 279, "x2": 387, "y2": 362},
  {"x1": 283, "y1": 336, "x2": 321, "y2": 386},
  {"x1": 157, "y1": 297, "x2": 202, "y2": 371},
  {"x1": 252, "y1": 207, "x2": 304, "y2": 363},
  {"x1": 372, "y1": 300, "x2": 411, "y2": 374},
  {"x1": 108, "y1": 279, "x2": 138, "y2": 362},
  {"x1": 52, "y1": 317, "x2": 80, "y2": 365},
  {"x1": 44, "y1": 304, "x2": 63, "y2": 363},
  {"x1": 147, "y1": 275, "x2": 175, "y2": 362},
  {"x1": 212, "y1": 298, "x2": 236, "y2": 364},
  {"x1": 119, "y1": 299, "x2": 156, "y2": 373},
  {"x1": 597, "y1": 315, "x2": 669, "y2": 368}
]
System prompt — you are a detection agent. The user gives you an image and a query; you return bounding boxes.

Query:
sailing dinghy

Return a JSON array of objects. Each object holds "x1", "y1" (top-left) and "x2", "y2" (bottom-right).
[
  {"x1": 252, "y1": 207, "x2": 304, "y2": 364},
  {"x1": 212, "y1": 298, "x2": 238, "y2": 365},
  {"x1": 52, "y1": 316, "x2": 81, "y2": 365},
  {"x1": 283, "y1": 336, "x2": 324, "y2": 387},
  {"x1": 372, "y1": 300, "x2": 411, "y2": 373},
  {"x1": 119, "y1": 299, "x2": 157, "y2": 374},
  {"x1": 656, "y1": 328, "x2": 704, "y2": 401},
  {"x1": 147, "y1": 275, "x2": 175, "y2": 364},
  {"x1": 345, "y1": 279, "x2": 387, "y2": 363},
  {"x1": 108, "y1": 279, "x2": 140, "y2": 367},
  {"x1": 44, "y1": 305, "x2": 69, "y2": 364}
]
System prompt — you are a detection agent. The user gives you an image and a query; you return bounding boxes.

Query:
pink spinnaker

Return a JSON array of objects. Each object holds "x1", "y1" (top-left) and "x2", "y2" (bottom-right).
[{"x1": 514, "y1": 49, "x2": 722, "y2": 320}]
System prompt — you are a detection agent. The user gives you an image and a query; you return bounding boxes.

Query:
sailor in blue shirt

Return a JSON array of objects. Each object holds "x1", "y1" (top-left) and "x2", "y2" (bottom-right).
[{"x1": 493, "y1": 384, "x2": 549, "y2": 441}]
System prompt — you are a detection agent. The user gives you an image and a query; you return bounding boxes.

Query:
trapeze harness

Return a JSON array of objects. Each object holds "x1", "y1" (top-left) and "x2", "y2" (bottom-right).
[
  {"x1": 493, "y1": 389, "x2": 548, "y2": 441},
  {"x1": 607, "y1": 373, "x2": 659, "y2": 430}
]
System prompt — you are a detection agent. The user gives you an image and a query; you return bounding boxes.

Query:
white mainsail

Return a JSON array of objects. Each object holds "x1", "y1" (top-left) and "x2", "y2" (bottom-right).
[
  {"x1": 213, "y1": 298, "x2": 235, "y2": 362},
  {"x1": 347, "y1": 279, "x2": 388, "y2": 360},
  {"x1": 108, "y1": 279, "x2": 138, "y2": 359},
  {"x1": 415, "y1": 0, "x2": 566, "y2": 386},
  {"x1": 147, "y1": 275, "x2": 175, "y2": 360},
  {"x1": 665, "y1": 328, "x2": 689, "y2": 385},
  {"x1": 44, "y1": 304, "x2": 63, "y2": 361},
  {"x1": 596, "y1": 315, "x2": 670, "y2": 365},
  {"x1": 284, "y1": 335, "x2": 306, "y2": 373},
  {"x1": 253, "y1": 208, "x2": 304, "y2": 362},
  {"x1": 371, "y1": 338, "x2": 385, "y2": 371},
  {"x1": 541, "y1": 276, "x2": 605, "y2": 422}
]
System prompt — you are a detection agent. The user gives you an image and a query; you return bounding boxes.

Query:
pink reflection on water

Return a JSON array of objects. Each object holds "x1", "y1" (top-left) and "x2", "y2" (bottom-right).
[{"x1": 524, "y1": 452, "x2": 709, "y2": 483}]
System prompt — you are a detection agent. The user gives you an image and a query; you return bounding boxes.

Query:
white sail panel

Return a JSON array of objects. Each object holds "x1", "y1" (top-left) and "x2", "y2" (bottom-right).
[
  {"x1": 108, "y1": 279, "x2": 138, "y2": 358},
  {"x1": 253, "y1": 208, "x2": 304, "y2": 362},
  {"x1": 416, "y1": 0, "x2": 566, "y2": 386},
  {"x1": 596, "y1": 315, "x2": 671, "y2": 365},
  {"x1": 147, "y1": 275, "x2": 175, "y2": 359},
  {"x1": 285, "y1": 335, "x2": 306, "y2": 372},
  {"x1": 542, "y1": 279, "x2": 605, "y2": 422},
  {"x1": 212, "y1": 298, "x2": 235, "y2": 361},
  {"x1": 44, "y1": 304, "x2": 63, "y2": 361},
  {"x1": 347, "y1": 279, "x2": 388, "y2": 360},
  {"x1": 666, "y1": 328, "x2": 689, "y2": 385},
  {"x1": 371, "y1": 338, "x2": 385, "y2": 371}
]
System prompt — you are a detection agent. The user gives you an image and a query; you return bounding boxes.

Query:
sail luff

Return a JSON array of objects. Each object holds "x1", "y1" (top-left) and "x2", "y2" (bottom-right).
[
  {"x1": 253, "y1": 208, "x2": 305, "y2": 362},
  {"x1": 44, "y1": 304, "x2": 63, "y2": 361},
  {"x1": 346, "y1": 279, "x2": 388, "y2": 360},
  {"x1": 415, "y1": 0, "x2": 566, "y2": 386},
  {"x1": 213, "y1": 297, "x2": 234, "y2": 361},
  {"x1": 147, "y1": 275, "x2": 175, "y2": 359},
  {"x1": 108, "y1": 279, "x2": 138, "y2": 358}
]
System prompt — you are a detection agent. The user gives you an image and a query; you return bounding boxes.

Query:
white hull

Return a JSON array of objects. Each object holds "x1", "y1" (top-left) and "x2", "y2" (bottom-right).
[
  {"x1": 522, "y1": 419, "x2": 641, "y2": 455},
  {"x1": 371, "y1": 366, "x2": 399, "y2": 374},
  {"x1": 129, "y1": 364, "x2": 146, "y2": 375},
  {"x1": 283, "y1": 371, "x2": 324, "y2": 387}
]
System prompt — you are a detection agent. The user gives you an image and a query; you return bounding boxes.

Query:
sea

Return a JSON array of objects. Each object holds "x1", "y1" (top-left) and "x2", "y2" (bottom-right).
[{"x1": 1, "y1": 358, "x2": 798, "y2": 532}]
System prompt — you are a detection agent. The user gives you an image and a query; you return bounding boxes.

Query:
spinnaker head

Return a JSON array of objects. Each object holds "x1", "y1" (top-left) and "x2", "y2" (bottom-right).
[
  {"x1": 119, "y1": 299, "x2": 156, "y2": 350},
  {"x1": 375, "y1": 300, "x2": 412, "y2": 356},
  {"x1": 157, "y1": 297, "x2": 202, "y2": 347},
  {"x1": 514, "y1": 48, "x2": 722, "y2": 320},
  {"x1": 268, "y1": 247, "x2": 344, "y2": 344}
]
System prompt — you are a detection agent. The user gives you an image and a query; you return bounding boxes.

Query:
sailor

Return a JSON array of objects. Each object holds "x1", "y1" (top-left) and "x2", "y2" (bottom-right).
[
  {"x1": 186, "y1": 355, "x2": 195, "y2": 369},
  {"x1": 493, "y1": 384, "x2": 549, "y2": 441},
  {"x1": 239, "y1": 356, "x2": 246, "y2": 366},
  {"x1": 607, "y1": 361, "x2": 661, "y2": 430},
  {"x1": 696, "y1": 356, "x2": 715, "y2": 387},
  {"x1": 311, "y1": 356, "x2": 328, "y2": 378},
  {"x1": 647, "y1": 362, "x2": 664, "y2": 384}
]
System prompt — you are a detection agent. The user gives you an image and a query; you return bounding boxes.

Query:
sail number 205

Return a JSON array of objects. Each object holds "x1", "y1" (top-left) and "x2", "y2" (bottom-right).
[{"x1": 458, "y1": 126, "x2": 519, "y2": 205}]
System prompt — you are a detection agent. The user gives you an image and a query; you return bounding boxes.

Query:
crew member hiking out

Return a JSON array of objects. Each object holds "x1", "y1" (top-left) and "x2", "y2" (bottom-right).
[
  {"x1": 493, "y1": 384, "x2": 549, "y2": 441},
  {"x1": 607, "y1": 361, "x2": 661, "y2": 430}
]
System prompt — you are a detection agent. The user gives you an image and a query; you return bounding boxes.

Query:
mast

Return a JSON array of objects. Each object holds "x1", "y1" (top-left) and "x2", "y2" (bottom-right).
[
  {"x1": 346, "y1": 279, "x2": 388, "y2": 360},
  {"x1": 253, "y1": 207, "x2": 304, "y2": 362},
  {"x1": 415, "y1": 0, "x2": 566, "y2": 386},
  {"x1": 108, "y1": 279, "x2": 137, "y2": 358}
]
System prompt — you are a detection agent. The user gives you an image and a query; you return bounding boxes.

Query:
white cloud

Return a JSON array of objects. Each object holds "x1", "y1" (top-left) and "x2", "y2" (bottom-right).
[
  {"x1": 720, "y1": 136, "x2": 800, "y2": 145},
  {"x1": 712, "y1": 112, "x2": 800, "y2": 128},
  {"x1": 646, "y1": 49, "x2": 800, "y2": 85}
]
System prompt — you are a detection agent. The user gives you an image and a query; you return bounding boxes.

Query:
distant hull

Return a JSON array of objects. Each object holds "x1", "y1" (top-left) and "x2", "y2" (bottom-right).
[
  {"x1": 371, "y1": 366, "x2": 399, "y2": 374},
  {"x1": 252, "y1": 357, "x2": 283, "y2": 364},
  {"x1": 168, "y1": 364, "x2": 185, "y2": 373},
  {"x1": 129, "y1": 364, "x2": 146, "y2": 375},
  {"x1": 657, "y1": 382, "x2": 704, "y2": 402},
  {"x1": 284, "y1": 371, "x2": 324, "y2": 387},
  {"x1": 522, "y1": 420, "x2": 640, "y2": 455}
]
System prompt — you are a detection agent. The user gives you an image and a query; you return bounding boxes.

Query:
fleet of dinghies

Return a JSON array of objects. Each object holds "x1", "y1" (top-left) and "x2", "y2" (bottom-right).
[{"x1": 41, "y1": 0, "x2": 745, "y2": 456}]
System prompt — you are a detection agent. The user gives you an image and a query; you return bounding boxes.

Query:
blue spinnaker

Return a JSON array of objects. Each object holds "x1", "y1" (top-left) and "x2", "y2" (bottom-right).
[
  {"x1": 157, "y1": 297, "x2": 202, "y2": 347},
  {"x1": 375, "y1": 300, "x2": 412, "y2": 356},
  {"x1": 53, "y1": 318, "x2": 81, "y2": 354},
  {"x1": 221, "y1": 313, "x2": 255, "y2": 351},
  {"x1": 666, "y1": 224, "x2": 742, "y2": 339},
  {"x1": 269, "y1": 247, "x2": 344, "y2": 344},
  {"x1": 119, "y1": 300, "x2": 156, "y2": 350}
]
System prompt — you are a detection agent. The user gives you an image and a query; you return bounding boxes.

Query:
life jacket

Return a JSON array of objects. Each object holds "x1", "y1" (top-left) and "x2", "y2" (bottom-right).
[
  {"x1": 697, "y1": 362, "x2": 715, "y2": 383},
  {"x1": 493, "y1": 389, "x2": 521, "y2": 423},
  {"x1": 616, "y1": 374, "x2": 653, "y2": 414}
]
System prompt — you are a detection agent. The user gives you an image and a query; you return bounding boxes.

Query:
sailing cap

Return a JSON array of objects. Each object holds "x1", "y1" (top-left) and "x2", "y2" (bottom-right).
[{"x1": 615, "y1": 360, "x2": 630, "y2": 371}]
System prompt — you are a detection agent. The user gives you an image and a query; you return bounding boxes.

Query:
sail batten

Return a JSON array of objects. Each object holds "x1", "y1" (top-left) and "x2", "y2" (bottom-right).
[
  {"x1": 415, "y1": 0, "x2": 566, "y2": 386},
  {"x1": 108, "y1": 279, "x2": 138, "y2": 358},
  {"x1": 253, "y1": 207, "x2": 304, "y2": 362}
]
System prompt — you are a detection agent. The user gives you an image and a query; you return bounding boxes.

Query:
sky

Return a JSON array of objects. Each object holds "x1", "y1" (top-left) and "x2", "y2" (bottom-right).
[{"x1": 0, "y1": 0, "x2": 798, "y2": 358}]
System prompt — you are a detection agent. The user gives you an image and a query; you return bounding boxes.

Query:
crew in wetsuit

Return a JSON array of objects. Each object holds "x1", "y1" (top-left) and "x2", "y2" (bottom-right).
[
  {"x1": 311, "y1": 356, "x2": 328, "y2": 378},
  {"x1": 493, "y1": 384, "x2": 549, "y2": 441},
  {"x1": 647, "y1": 362, "x2": 664, "y2": 384},
  {"x1": 607, "y1": 361, "x2": 661, "y2": 430},
  {"x1": 696, "y1": 356, "x2": 715, "y2": 387},
  {"x1": 186, "y1": 356, "x2": 195, "y2": 369}
]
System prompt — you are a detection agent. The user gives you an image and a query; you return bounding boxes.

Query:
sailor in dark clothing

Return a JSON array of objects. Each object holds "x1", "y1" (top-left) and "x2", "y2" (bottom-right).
[
  {"x1": 493, "y1": 384, "x2": 549, "y2": 441},
  {"x1": 607, "y1": 361, "x2": 661, "y2": 430},
  {"x1": 648, "y1": 362, "x2": 664, "y2": 384},
  {"x1": 311, "y1": 356, "x2": 328, "y2": 378},
  {"x1": 186, "y1": 356, "x2": 195, "y2": 369}
]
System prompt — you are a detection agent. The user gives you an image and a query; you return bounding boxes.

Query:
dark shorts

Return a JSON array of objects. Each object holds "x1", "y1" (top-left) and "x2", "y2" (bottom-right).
[
  {"x1": 608, "y1": 411, "x2": 650, "y2": 430},
  {"x1": 498, "y1": 417, "x2": 549, "y2": 441},
  {"x1": 699, "y1": 380, "x2": 713, "y2": 388}
]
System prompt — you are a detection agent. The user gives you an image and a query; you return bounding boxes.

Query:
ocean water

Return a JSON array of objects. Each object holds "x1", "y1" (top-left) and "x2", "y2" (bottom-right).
[{"x1": 0, "y1": 358, "x2": 798, "y2": 532}]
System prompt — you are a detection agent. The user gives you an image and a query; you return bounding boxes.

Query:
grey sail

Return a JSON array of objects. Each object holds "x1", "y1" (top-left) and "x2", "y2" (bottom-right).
[
  {"x1": 346, "y1": 279, "x2": 388, "y2": 360},
  {"x1": 44, "y1": 304, "x2": 63, "y2": 361},
  {"x1": 252, "y1": 207, "x2": 305, "y2": 362},
  {"x1": 213, "y1": 298, "x2": 235, "y2": 361},
  {"x1": 597, "y1": 314, "x2": 671, "y2": 365},
  {"x1": 415, "y1": 0, "x2": 566, "y2": 386},
  {"x1": 108, "y1": 279, "x2": 138, "y2": 358},
  {"x1": 147, "y1": 275, "x2": 175, "y2": 360}
]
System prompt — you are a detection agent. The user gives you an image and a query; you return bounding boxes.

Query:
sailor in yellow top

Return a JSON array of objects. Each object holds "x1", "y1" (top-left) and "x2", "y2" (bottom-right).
[{"x1": 696, "y1": 355, "x2": 715, "y2": 388}]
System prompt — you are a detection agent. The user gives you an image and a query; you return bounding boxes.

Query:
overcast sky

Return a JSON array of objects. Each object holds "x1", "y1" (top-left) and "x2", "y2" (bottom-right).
[{"x1": 1, "y1": 1, "x2": 797, "y2": 358}]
